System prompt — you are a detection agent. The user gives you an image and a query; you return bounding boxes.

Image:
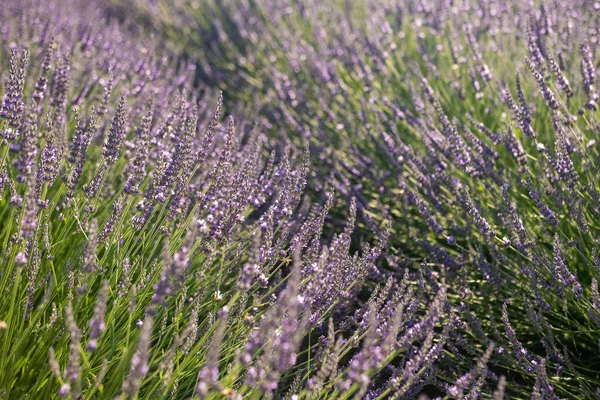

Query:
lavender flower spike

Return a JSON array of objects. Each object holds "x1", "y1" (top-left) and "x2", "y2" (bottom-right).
[
  {"x1": 123, "y1": 316, "x2": 153, "y2": 396},
  {"x1": 102, "y1": 95, "x2": 128, "y2": 165}
]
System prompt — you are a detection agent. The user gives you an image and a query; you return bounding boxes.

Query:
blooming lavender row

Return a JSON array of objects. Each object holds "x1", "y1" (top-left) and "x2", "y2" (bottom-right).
[
  {"x1": 0, "y1": 0, "x2": 492, "y2": 399},
  {"x1": 113, "y1": 0, "x2": 600, "y2": 397}
]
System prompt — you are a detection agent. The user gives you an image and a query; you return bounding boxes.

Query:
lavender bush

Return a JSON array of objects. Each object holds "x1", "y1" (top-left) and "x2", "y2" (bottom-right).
[{"x1": 1, "y1": 0, "x2": 599, "y2": 398}]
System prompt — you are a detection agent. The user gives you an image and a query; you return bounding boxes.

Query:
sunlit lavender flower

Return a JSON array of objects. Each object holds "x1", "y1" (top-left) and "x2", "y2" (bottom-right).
[
  {"x1": 0, "y1": 48, "x2": 29, "y2": 141},
  {"x1": 123, "y1": 316, "x2": 153, "y2": 396},
  {"x1": 32, "y1": 40, "x2": 55, "y2": 104},
  {"x1": 525, "y1": 57, "x2": 560, "y2": 111},
  {"x1": 196, "y1": 306, "x2": 229, "y2": 398},
  {"x1": 460, "y1": 188, "x2": 495, "y2": 239},
  {"x1": 83, "y1": 219, "x2": 98, "y2": 273},
  {"x1": 50, "y1": 53, "x2": 70, "y2": 126},
  {"x1": 242, "y1": 251, "x2": 306, "y2": 394},
  {"x1": 68, "y1": 108, "x2": 96, "y2": 198},
  {"x1": 87, "y1": 280, "x2": 109, "y2": 351},
  {"x1": 581, "y1": 41, "x2": 598, "y2": 110},
  {"x1": 547, "y1": 55, "x2": 573, "y2": 98},
  {"x1": 98, "y1": 195, "x2": 124, "y2": 244},
  {"x1": 447, "y1": 343, "x2": 494, "y2": 398},
  {"x1": 502, "y1": 302, "x2": 535, "y2": 372},
  {"x1": 102, "y1": 95, "x2": 128, "y2": 165},
  {"x1": 532, "y1": 359, "x2": 559, "y2": 400},
  {"x1": 524, "y1": 174, "x2": 559, "y2": 226},
  {"x1": 65, "y1": 303, "x2": 82, "y2": 398},
  {"x1": 493, "y1": 376, "x2": 506, "y2": 400},
  {"x1": 464, "y1": 24, "x2": 492, "y2": 82},
  {"x1": 515, "y1": 73, "x2": 536, "y2": 138},
  {"x1": 124, "y1": 109, "x2": 153, "y2": 195},
  {"x1": 552, "y1": 234, "x2": 582, "y2": 298}
]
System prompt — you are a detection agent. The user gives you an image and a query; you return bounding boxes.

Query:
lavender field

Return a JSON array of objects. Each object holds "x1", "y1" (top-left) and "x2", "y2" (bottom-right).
[{"x1": 1, "y1": 0, "x2": 599, "y2": 398}]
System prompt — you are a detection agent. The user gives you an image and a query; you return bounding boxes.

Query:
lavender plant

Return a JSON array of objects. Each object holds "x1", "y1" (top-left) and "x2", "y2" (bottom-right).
[
  {"x1": 0, "y1": 1, "x2": 455, "y2": 399},
  {"x1": 107, "y1": 0, "x2": 600, "y2": 398},
  {"x1": 3, "y1": 0, "x2": 600, "y2": 398}
]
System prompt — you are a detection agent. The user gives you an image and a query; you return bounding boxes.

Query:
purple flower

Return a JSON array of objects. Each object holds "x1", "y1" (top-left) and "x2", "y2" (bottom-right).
[
  {"x1": 87, "y1": 280, "x2": 109, "y2": 351},
  {"x1": 102, "y1": 95, "x2": 128, "y2": 165},
  {"x1": 0, "y1": 48, "x2": 29, "y2": 141},
  {"x1": 124, "y1": 109, "x2": 153, "y2": 195},
  {"x1": 553, "y1": 235, "x2": 582, "y2": 298},
  {"x1": 123, "y1": 316, "x2": 153, "y2": 396}
]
